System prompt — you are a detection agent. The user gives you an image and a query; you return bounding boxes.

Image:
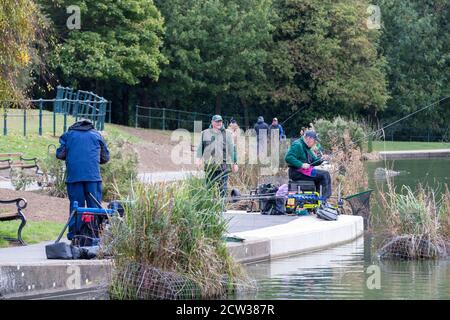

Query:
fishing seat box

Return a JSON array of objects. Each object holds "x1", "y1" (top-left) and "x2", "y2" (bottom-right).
[{"x1": 288, "y1": 180, "x2": 316, "y2": 192}]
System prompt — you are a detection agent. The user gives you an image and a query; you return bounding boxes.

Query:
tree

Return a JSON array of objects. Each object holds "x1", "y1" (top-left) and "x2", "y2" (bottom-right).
[
  {"x1": 40, "y1": 0, "x2": 167, "y2": 124},
  {"x1": 267, "y1": 0, "x2": 389, "y2": 127},
  {"x1": 154, "y1": 0, "x2": 275, "y2": 115},
  {"x1": 0, "y1": 1, "x2": 41, "y2": 101},
  {"x1": 376, "y1": 0, "x2": 450, "y2": 139}
]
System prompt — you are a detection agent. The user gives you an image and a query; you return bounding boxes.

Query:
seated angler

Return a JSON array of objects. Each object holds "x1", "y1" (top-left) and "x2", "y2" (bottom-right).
[{"x1": 284, "y1": 130, "x2": 332, "y2": 201}]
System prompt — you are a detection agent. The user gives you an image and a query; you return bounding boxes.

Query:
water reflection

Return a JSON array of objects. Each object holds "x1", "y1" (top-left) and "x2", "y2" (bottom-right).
[{"x1": 243, "y1": 235, "x2": 450, "y2": 300}]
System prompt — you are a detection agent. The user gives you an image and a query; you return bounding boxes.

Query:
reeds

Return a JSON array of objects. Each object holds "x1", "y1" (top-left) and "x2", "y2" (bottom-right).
[
  {"x1": 376, "y1": 178, "x2": 450, "y2": 260},
  {"x1": 328, "y1": 130, "x2": 369, "y2": 212},
  {"x1": 104, "y1": 177, "x2": 246, "y2": 299}
]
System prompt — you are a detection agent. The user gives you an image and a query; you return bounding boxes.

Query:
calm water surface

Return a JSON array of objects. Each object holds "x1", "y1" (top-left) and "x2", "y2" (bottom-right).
[{"x1": 242, "y1": 158, "x2": 450, "y2": 300}]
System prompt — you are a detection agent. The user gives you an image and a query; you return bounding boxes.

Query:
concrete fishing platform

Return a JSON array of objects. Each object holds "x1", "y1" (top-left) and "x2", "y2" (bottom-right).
[{"x1": 0, "y1": 211, "x2": 363, "y2": 299}]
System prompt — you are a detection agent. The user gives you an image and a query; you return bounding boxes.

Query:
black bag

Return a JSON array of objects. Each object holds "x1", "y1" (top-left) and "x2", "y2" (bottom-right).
[
  {"x1": 258, "y1": 183, "x2": 285, "y2": 215},
  {"x1": 45, "y1": 242, "x2": 99, "y2": 260}
]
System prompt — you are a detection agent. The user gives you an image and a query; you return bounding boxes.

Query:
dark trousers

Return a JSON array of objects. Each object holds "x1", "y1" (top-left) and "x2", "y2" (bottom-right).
[
  {"x1": 66, "y1": 181, "x2": 103, "y2": 240},
  {"x1": 205, "y1": 166, "x2": 229, "y2": 198},
  {"x1": 288, "y1": 167, "x2": 332, "y2": 200}
]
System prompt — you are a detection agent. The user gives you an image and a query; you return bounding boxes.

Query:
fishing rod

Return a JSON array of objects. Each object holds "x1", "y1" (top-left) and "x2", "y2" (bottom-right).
[{"x1": 308, "y1": 95, "x2": 450, "y2": 160}]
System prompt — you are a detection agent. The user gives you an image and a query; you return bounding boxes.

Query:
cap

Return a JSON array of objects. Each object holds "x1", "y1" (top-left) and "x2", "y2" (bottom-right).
[
  {"x1": 230, "y1": 118, "x2": 237, "y2": 124},
  {"x1": 304, "y1": 130, "x2": 320, "y2": 142},
  {"x1": 212, "y1": 115, "x2": 223, "y2": 122},
  {"x1": 273, "y1": 117, "x2": 278, "y2": 121}
]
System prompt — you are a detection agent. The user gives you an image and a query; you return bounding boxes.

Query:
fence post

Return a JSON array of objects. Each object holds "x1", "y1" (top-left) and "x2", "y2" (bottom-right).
[
  {"x1": 63, "y1": 113, "x2": 67, "y2": 132},
  {"x1": 53, "y1": 108, "x2": 56, "y2": 137},
  {"x1": 23, "y1": 109, "x2": 27, "y2": 136},
  {"x1": 135, "y1": 106, "x2": 138, "y2": 128},
  {"x1": 162, "y1": 108, "x2": 166, "y2": 131},
  {"x1": 148, "y1": 107, "x2": 151, "y2": 129},
  {"x1": 108, "y1": 101, "x2": 112, "y2": 124},
  {"x1": 39, "y1": 99, "x2": 43, "y2": 136},
  {"x1": 3, "y1": 108, "x2": 7, "y2": 136}
]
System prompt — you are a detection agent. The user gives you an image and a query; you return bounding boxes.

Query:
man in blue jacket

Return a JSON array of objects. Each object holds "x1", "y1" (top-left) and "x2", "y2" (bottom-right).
[
  {"x1": 269, "y1": 117, "x2": 285, "y2": 140},
  {"x1": 56, "y1": 119, "x2": 110, "y2": 240}
]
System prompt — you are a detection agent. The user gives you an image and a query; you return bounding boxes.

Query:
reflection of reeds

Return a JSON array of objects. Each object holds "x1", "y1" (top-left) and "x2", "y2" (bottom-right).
[
  {"x1": 105, "y1": 178, "x2": 248, "y2": 299},
  {"x1": 376, "y1": 178, "x2": 450, "y2": 260}
]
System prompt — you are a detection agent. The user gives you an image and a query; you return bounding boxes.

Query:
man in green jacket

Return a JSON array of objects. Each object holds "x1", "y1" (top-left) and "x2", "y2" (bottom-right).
[
  {"x1": 196, "y1": 115, "x2": 238, "y2": 197},
  {"x1": 285, "y1": 131, "x2": 332, "y2": 200}
]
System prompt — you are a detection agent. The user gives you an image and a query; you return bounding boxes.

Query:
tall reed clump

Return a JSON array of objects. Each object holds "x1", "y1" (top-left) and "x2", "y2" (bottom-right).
[
  {"x1": 326, "y1": 130, "x2": 369, "y2": 213},
  {"x1": 105, "y1": 177, "x2": 246, "y2": 300},
  {"x1": 376, "y1": 180, "x2": 450, "y2": 260}
]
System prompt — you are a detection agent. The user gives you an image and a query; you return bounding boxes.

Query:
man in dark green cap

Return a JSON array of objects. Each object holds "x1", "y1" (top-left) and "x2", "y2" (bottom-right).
[{"x1": 196, "y1": 115, "x2": 238, "y2": 197}]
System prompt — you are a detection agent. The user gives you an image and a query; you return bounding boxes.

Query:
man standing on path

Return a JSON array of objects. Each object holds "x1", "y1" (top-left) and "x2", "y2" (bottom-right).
[
  {"x1": 196, "y1": 115, "x2": 238, "y2": 198},
  {"x1": 56, "y1": 119, "x2": 110, "y2": 241},
  {"x1": 269, "y1": 117, "x2": 285, "y2": 140},
  {"x1": 254, "y1": 116, "x2": 269, "y2": 155}
]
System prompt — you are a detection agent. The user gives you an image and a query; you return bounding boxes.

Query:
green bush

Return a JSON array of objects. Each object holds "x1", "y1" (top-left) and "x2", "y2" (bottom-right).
[
  {"x1": 101, "y1": 136, "x2": 139, "y2": 202},
  {"x1": 39, "y1": 148, "x2": 67, "y2": 198},
  {"x1": 313, "y1": 117, "x2": 366, "y2": 151}
]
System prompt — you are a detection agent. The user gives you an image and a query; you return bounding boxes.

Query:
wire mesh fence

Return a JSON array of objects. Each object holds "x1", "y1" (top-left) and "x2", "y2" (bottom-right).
[
  {"x1": 109, "y1": 261, "x2": 257, "y2": 300},
  {"x1": 135, "y1": 105, "x2": 244, "y2": 132},
  {"x1": 378, "y1": 235, "x2": 449, "y2": 260}
]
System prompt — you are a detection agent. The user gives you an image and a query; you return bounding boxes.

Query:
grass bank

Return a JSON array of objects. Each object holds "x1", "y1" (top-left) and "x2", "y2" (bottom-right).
[
  {"x1": 0, "y1": 220, "x2": 64, "y2": 247},
  {"x1": 372, "y1": 141, "x2": 449, "y2": 152},
  {"x1": 0, "y1": 123, "x2": 142, "y2": 160}
]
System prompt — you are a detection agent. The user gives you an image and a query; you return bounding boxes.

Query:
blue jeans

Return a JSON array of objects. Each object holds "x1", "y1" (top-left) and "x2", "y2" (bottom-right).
[{"x1": 66, "y1": 181, "x2": 102, "y2": 240}]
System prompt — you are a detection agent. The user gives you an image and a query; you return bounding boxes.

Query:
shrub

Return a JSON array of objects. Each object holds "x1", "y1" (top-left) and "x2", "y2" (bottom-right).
[
  {"x1": 38, "y1": 147, "x2": 67, "y2": 198},
  {"x1": 313, "y1": 117, "x2": 365, "y2": 151},
  {"x1": 100, "y1": 135, "x2": 139, "y2": 202}
]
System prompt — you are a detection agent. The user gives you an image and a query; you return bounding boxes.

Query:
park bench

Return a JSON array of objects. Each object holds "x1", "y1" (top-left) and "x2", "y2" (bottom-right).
[
  {"x1": 0, "y1": 153, "x2": 40, "y2": 173},
  {"x1": 0, "y1": 198, "x2": 27, "y2": 245}
]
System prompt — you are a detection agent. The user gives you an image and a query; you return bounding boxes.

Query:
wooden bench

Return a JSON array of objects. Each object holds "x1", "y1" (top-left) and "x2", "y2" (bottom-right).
[
  {"x1": 0, "y1": 153, "x2": 39, "y2": 173},
  {"x1": 0, "y1": 198, "x2": 27, "y2": 245}
]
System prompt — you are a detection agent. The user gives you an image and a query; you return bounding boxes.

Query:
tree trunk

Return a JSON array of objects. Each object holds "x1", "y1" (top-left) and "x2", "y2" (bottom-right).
[
  {"x1": 122, "y1": 86, "x2": 129, "y2": 126},
  {"x1": 215, "y1": 94, "x2": 222, "y2": 114},
  {"x1": 240, "y1": 97, "x2": 249, "y2": 130}
]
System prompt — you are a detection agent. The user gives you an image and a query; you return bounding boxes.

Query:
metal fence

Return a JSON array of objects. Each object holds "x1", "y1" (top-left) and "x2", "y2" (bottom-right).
[
  {"x1": 0, "y1": 87, "x2": 109, "y2": 136},
  {"x1": 381, "y1": 126, "x2": 449, "y2": 143},
  {"x1": 135, "y1": 105, "x2": 244, "y2": 131}
]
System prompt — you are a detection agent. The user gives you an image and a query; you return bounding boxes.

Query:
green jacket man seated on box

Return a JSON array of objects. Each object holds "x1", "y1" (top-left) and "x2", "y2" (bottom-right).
[{"x1": 284, "y1": 130, "x2": 332, "y2": 200}]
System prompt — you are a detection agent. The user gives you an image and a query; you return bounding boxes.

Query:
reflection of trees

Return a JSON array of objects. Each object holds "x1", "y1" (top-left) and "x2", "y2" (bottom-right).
[
  {"x1": 243, "y1": 238, "x2": 366, "y2": 299},
  {"x1": 375, "y1": 260, "x2": 450, "y2": 299},
  {"x1": 241, "y1": 235, "x2": 450, "y2": 299}
]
